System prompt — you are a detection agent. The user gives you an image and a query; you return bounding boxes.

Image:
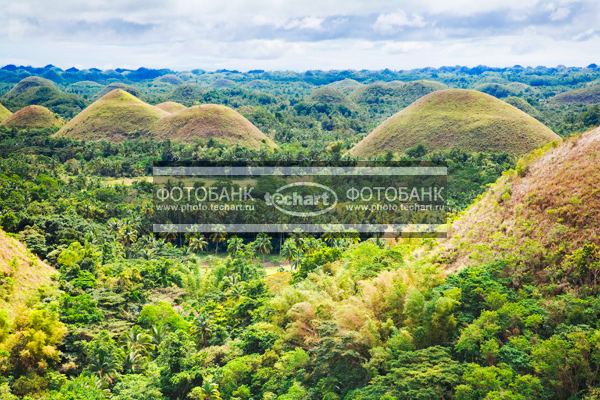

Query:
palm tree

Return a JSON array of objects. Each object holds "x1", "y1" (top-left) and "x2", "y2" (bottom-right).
[
  {"x1": 281, "y1": 238, "x2": 303, "y2": 270},
  {"x1": 122, "y1": 343, "x2": 144, "y2": 373},
  {"x1": 120, "y1": 326, "x2": 153, "y2": 357},
  {"x1": 160, "y1": 223, "x2": 179, "y2": 244},
  {"x1": 209, "y1": 226, "x2": 227, "y2": 255},
  {"x1": 254, "y1": 233, "x2": 273, "y2": 261},
  {"x1": 88, "y1": 349, "x2": 120, "y2": 385},
  {"x1": 227, "y1": 236, "x2": 244, "y2": 256},
  {"x1": 189, "y1": 235, "x2": 209, "y2": 254},
  {"x1": 191, "y1": 313, "x2": 213, "y2": 348},
  {"x1": 118, "y1": 224, "x2": 138, "y2": 258},
  {"x1": 190, "y1": 375, "x2": 221, "y2": 400},
  {"x1": 149, "y1": 324, "x2": 169, "y2": 357}
]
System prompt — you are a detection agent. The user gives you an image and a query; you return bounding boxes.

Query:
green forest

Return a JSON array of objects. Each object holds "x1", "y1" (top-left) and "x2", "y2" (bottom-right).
[{"x1": 0, "y1": 63, "x2": 600, "y2": 400}]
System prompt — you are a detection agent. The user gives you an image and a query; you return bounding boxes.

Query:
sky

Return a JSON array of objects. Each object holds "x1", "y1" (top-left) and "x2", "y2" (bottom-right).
[{"x1": 0, "y1": 0, "x2": 598, "y2": 71}]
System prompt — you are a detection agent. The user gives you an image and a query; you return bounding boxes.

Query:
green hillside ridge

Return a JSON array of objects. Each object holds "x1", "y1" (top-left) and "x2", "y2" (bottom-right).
[
  {"x1": 551, "y1": 85, "x2": 600, "y2": 104},
  {"x1": 435, "y1": 126, "x2": 600, "y2": 272},
  {"x1": 0, "y1": 103, "x2": 12, "y2": 121},
  {"x1": 349, "y1": 89, "x2": 560, "y2": 157},
  {"x1": 307, "y1": 87, "x2": 347, "y2": 104},
  {"x1": 474, "y1": 83, "x2": 518, "y2": 98},
  {"x1": 0, "y1": 230, "x2": 57, "y2": 319},
  {"x1": 326, "y1": 78, "x2": 363, "y2": 93},
  {"x1": 153, "y1": 104, "x2": 278, "y2": 149},
  {"x1": 155, "y1": 101, "x2": 187, "y2": 113},
  {"x1": 55, "y1": 89, "x2": 169, "y2": 141},
  {"x1": 1, "y1": 105, "x2": 64, "y2": 129}
]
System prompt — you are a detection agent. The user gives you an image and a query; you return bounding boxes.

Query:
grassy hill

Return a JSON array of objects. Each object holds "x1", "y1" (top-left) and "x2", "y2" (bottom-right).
[
  {"x1": 0, "y1": 230, "x2": 57, "y2": 319},
  {"x1": 474, "y1": 83, "x2": 518, "y2": 98},
  {"x1": 94, "y1": 83, "x2": 142, "y2": 100},
  {"x1": 155, "y1": 74, "x2": 184, "y2": 85},
  {"x1": 153, "y1": 104, "x2": 277, "y2": 148},
  {"x1": 326, "y1": 78, "x2": 363, "y2": 93},
  {"x1": 551, "y1": 85, "x2": 600, "y2": 104},
  {"x1": 55, "y1": 89, "x2": 168, "y2": 141},
  {"x1": 0, "y1": 103, "x2": 12, "y2": 121},
  {"x1": 2, "y1": 76, "x2": 60, "y2": 104},
  {"x1": 307, "y1": 87, "x2": 347, "y2": 104},
  {"x1": 504, "y1": 96, "x2": 541, "y2": 117},
  {"x1": 155, "y1": 101, "x2": 187, "y2": 113},
  {"x1": 1, "y1": 105, "x2": 64, "y2": 129},
  {"x1": 436, "y1": 126, "x2": 600, "y2": 272},
  {"x1": 349, "y1": 89, "x2": 560, "y2": 157},
  {"x1": 168, "y1": 83, "x2": 205, "y2": 103},
  {"x1": 1, "y1": 76, "x2": 87, "y2": 118}
]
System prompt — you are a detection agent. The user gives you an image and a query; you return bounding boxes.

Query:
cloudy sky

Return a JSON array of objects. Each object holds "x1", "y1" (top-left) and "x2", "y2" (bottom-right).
[{"x1": 0, "y1": 0, "x2": 598, "y2": 71}]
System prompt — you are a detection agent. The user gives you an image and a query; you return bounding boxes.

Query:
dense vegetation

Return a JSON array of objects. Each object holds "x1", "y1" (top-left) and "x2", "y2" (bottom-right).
[{"x1": 0, "y1": 64, "x2": 599, "y2": 400}]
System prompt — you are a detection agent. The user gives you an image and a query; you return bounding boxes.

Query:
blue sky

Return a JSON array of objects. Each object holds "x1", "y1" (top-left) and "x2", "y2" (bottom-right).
[{"x1": 0, "y1": 0, "x2": 598, "y2": 70}]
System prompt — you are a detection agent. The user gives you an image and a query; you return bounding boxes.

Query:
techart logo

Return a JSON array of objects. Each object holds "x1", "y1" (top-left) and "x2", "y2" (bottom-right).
[{"x1": 264, "y1": 182, "x2": 338, "y2": 217}]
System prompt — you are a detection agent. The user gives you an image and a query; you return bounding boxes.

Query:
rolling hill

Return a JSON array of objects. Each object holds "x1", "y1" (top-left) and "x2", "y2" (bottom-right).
[
  {"x1": 349, "y1": 89, "x2": 560, "y2": 157},
  {"x1": 436, "y1": 126, "x2": 600, "y2": 272},
  {"x1": 0, "y1": 103, "x2": 12, "y2": 121},
  {"x1": 153, "y1": 104, "x2": 277, "y2": 148},
  {"x1": 307, "y1": 87, "x2": 347, "y2": 104},
  {"x1": 0, "y1": 105, "x2": 64, "y2": 129},
  {"x1": 0, "y1": 230, "x2": 57, "y2": 319},
  {"x1": 155, "y1": 101, "x2": 187, "y2": 113},
  {"x1": 551, "y1": 85, "x2": 600, "y2": 104},
  {"x1": 55, "y1": 89, "x2": 169, "y2": 141}
]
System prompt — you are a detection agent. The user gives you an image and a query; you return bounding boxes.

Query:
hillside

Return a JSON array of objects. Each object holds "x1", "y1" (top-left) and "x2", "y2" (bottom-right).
[
  {"x1": 437, "y1": 126, "x2": 600, "y2": 271},
  {"x1": 55, "y1": 89, "x2": 168, "y2": 141},
  {"x1": 307, "y1": 87, "x2": 347, "y2": 104},
  {"x1": 551, "y1": 85, "x2": 600, "y2": 104},
  {"x1": 0, "y1": 230, "x2": 57, "y2": 319},
  {"x1": 349, "y1": 89, "x2": 560, "y2": 157},
  {"x1": 153, "y1": 104, "x2": 277, "y2": 148},
  {"x1": 0, "y1": 103, "x2": 12, "y2": 121},
  {"x1": 0, "y1": 105, "x2": 64, "y2": 129},
  {"x1": 155, "y1": 101, "x2": 187, "y2": 113}
]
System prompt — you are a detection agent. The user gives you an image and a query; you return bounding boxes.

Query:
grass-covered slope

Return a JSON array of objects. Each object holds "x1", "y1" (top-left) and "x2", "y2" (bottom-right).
[
  {"x1": 154, "y1": 104, "x2": 277, "y2": 148},
  {"x1": 1, "y1": 105, "x2": 64, "y2": 129},
  {"x1": 0, "y1": 230, "x2": 57, "y2": 319},
  {"x1": 551, "y1": 85, "x2": 600, "y2": 104},
  {"x1": 0, "y1": 103, "x2": 12, "y2": 122},
  {"x1": 437, "y1": 126, "x2": 600, "y2": 271},
  {"x1": 155, "y1": 101, "x2": 187, "y2": 113},
  {"x1": 55, "y1": 89, "x2": 168, "y2": 141},
  {"x1": 349, "y1": 89, "x2": 560, "y2": 157}
]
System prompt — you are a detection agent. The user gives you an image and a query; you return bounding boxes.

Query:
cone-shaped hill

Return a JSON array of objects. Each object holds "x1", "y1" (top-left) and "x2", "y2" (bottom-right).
[
  {"x1": 156, "y1": 101, "x2": 187, "y2": 113},
  {"x1": 0, "y1": 229, "x2": 57, "y2": 318},
  {"x1": 94, "y1": 83, "x2": 142, "y2": 100},
  {"x1": 349, "y1": 89, "x2": 560, "y2": 157},
  {"x1": 2, "y1": 76, "x2": 62, "y2": 104},
  {"x1": 435, "y1": 126, "x2": 600, "y2": 272},
  {"x1": 0, "y1": 103, "x2": 12, "y2": 121},
  {"x1": 55, "y1": 89, "x2": 169, "y2": 141},
  {"x1": 1, "y1": 105, "x2": 63, "y2": 129},
  {"x1": 153, "y1": 104, "x2": 277, "y2": 149},
  {"x1": 55, "y1": 90, "x2": 275, "y2": 148}
]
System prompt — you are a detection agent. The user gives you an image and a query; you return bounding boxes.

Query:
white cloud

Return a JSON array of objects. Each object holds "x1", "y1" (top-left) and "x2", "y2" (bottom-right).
[
  {"x1": 373, "y1": 11, "x2": 427, "y2": 34},
  {"x1": 550, "y1": 7, "x2": 571, "y2": 21},
  {"x1": 382, "y1": 41, "x2": 431, "y2": 54}
]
